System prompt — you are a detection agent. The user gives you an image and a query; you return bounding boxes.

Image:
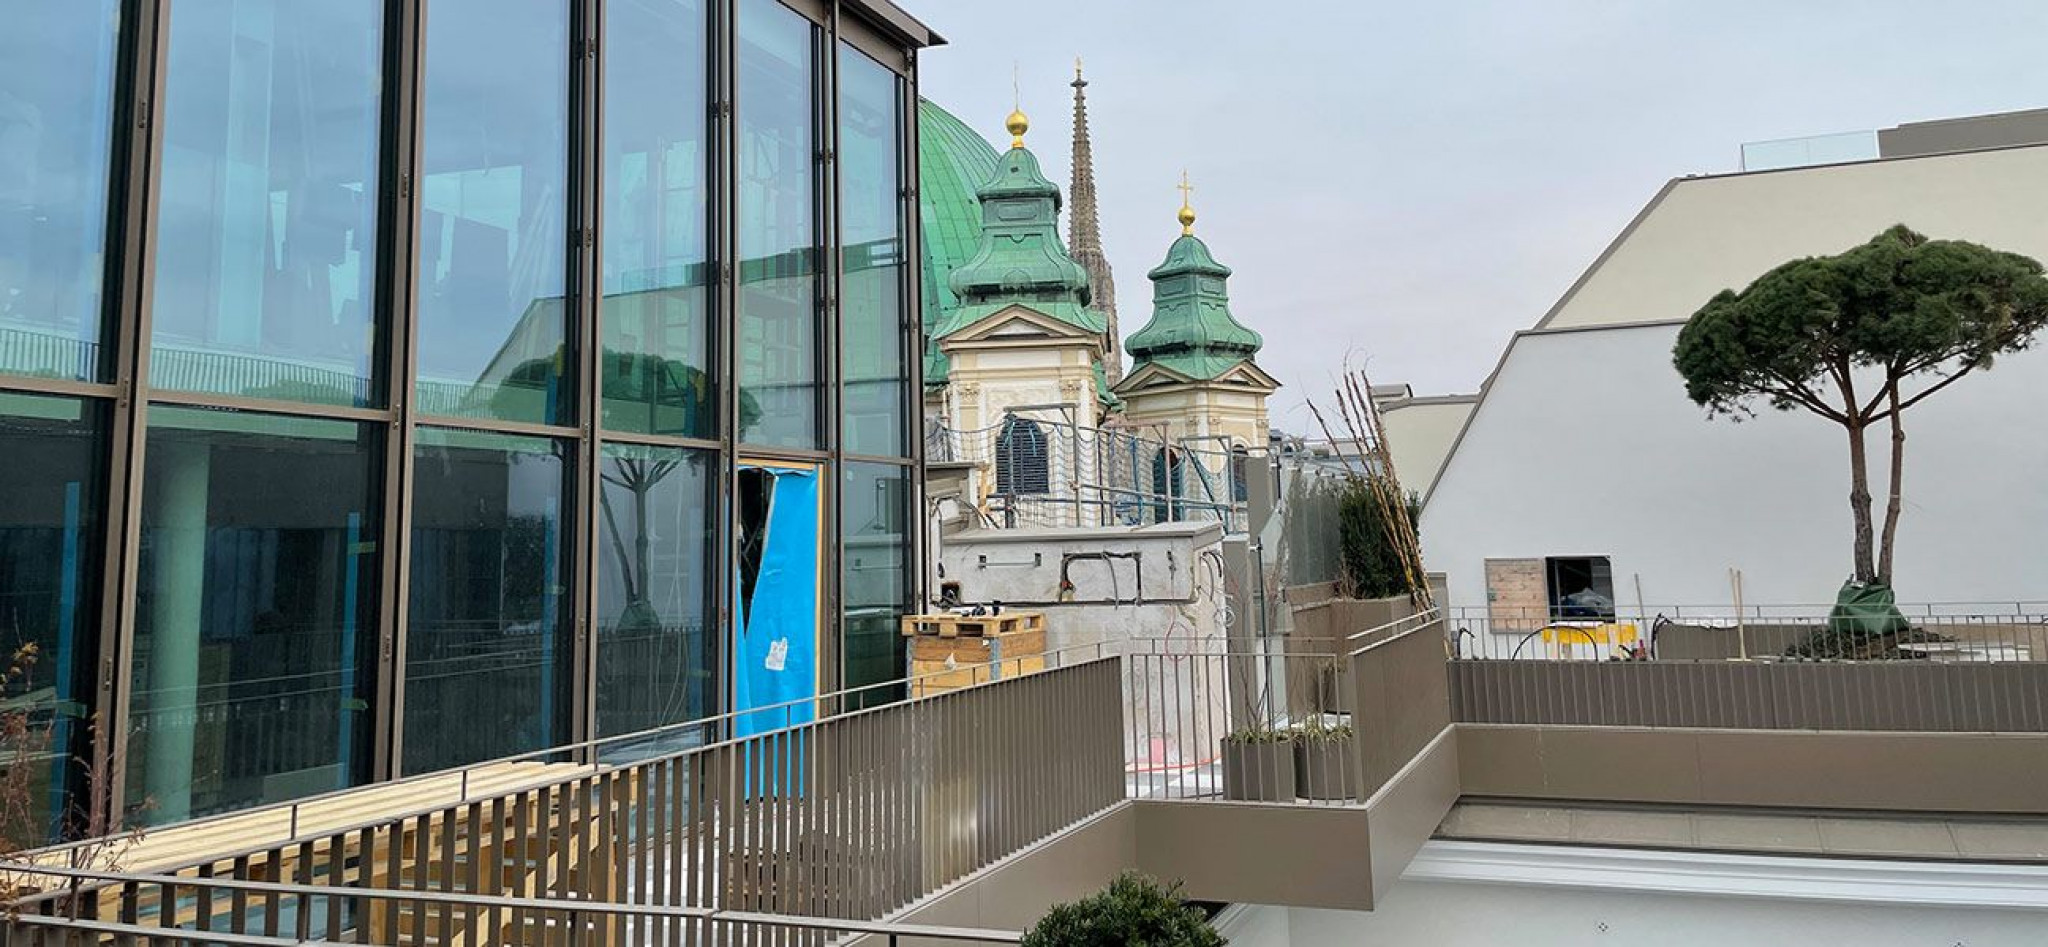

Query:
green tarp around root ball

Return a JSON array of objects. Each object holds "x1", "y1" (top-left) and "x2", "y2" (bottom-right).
[
  {"x1": 1784, "y1": 580, "x2": 1913, "y2": 659},
  {"x1": 1828, "y1": 580, "x2": 1911, "y2": 638}
]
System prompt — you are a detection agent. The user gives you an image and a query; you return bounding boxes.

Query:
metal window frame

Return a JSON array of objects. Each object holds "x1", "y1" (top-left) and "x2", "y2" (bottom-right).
[{"x1": 0, "y1": 0, "x2": 929, "y2": 835}]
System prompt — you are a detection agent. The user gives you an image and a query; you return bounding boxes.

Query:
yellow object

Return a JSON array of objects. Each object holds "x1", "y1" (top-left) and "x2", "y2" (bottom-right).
[
  {"x1": 1006, "y1": 109, "x2": 1029, "y2": 148},
  {"x1": 1540, "y1": 622, "x2": 1638, "y2": 646},
  {"x1": 1177, "y1": 171, "x2": 1197, "y2": 235}
]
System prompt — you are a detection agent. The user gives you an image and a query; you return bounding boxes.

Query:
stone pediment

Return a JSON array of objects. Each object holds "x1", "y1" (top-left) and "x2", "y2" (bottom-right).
[{"x1": 937, "y1": 304, "x2": 1099, "y2": 347}]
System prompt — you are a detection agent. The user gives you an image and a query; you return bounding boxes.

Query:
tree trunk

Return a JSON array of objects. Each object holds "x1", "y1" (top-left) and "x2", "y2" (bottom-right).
[
  {"x1": 1845, "y1": 420, "x2": 1879, "y2": 583},
  {"x1": 1877, "y1": 383, "x2": 1905, "y2": 586}
]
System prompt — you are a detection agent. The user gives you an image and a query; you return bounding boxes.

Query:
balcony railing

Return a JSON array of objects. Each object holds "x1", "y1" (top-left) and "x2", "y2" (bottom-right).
[
  {"x1": 1124, "y1": 609, "x2": 1450, "y2": 806},
  {"x1": 6, "y1": 646, "x2": 1125, "y2": 946}
]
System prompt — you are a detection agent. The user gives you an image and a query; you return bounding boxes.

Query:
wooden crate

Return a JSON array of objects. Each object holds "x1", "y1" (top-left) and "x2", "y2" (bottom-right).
[
  {"x1": 899, "y1": 611, "x2": 1045, "y2": 639},
  {"x1": 905, "y1": 617, "x2": 1047, "y2": 698}
]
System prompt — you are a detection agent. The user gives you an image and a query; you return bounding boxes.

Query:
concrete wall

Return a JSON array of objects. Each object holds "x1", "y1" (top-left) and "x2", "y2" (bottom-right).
[
  {"x1": 1421, "y1": 322, "x2": 2048, "y2": 608},
  {"x1": 1541, "y1": 144, "x2": 2048, "y2": 331},
  {"x1": 938, "y1": 522, "x2": 1232, "y2": 766}
]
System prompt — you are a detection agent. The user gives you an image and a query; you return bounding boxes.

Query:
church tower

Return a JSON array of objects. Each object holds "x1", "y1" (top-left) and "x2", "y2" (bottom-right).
[
  {"x1": 933, "y1": 104, "x2": 1119, "y2": 453},
  {"x1": 1068, "y1": 59, "x2": 1123, "y2": 386},
  {"x1": 1114, "y1": 176, "x2": 1279, "y2": 450}
]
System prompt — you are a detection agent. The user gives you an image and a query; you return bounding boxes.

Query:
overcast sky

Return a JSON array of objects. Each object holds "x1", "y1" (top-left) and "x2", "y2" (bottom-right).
[{"x1": 914, "y1": 0, "x2": 2048, "y2": 433}]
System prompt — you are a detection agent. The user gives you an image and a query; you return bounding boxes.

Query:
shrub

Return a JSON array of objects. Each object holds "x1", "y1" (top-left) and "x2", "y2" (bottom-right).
[
  {"x1": 1021, "y1": 872, "x2": 1225, "y2": 947},
  {"x1": 1337, "y1": 479, "x2": 1418, "y2": 600}
]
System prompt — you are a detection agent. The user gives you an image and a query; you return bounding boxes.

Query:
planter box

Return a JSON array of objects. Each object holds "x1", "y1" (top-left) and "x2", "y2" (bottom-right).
[
  {"x1": 1221, "y1": 739, "x2": 1296, "y2": 801},
  {"x1": 1295, "y1": 738, "x2": 1359, "y2": 801}
]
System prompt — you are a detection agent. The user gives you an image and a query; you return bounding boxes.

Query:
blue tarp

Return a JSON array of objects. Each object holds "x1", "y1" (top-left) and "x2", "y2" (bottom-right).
[{"x1": 734, "y1": 467, "x2": 821, "y2": 743}]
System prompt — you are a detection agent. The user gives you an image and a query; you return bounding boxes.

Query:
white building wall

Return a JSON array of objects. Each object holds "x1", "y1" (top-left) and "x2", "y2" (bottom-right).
[
  {"x1": 1380, "y1": 398, "x2": 1474, "y2": 497},
  {"x1": 1543, "y1": 144, "x2": 2048, "y2": 331},
  {"x1": 1420, "y1": 322, "x2": 2048, "y2": 609}
]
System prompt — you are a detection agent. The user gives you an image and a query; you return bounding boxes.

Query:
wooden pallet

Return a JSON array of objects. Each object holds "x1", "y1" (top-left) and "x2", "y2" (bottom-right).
[
  {"x1": 899, "y1": 611, "x2": 1045, "y2": 639},
  {"x1": 907, "y1": 616, "x2": 1048, "y2": 698}
]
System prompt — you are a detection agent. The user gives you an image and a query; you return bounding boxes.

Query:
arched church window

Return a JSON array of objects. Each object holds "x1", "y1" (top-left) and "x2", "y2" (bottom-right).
[
  {"x1": 994, "y1": 415, "x2": 1050, "y2": 496},
  {"x1": 1151, "y1": 447, "x2": 1185, "y2": 523},
  {"x1": 1230, "y1": 446, "x2": 1251, "y2": 503}
]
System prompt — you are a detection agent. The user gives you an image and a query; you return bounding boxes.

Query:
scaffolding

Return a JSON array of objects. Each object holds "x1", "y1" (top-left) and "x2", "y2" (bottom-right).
[{"x1": 926, "y1": 407, "x2": 1253, "y2": 532}]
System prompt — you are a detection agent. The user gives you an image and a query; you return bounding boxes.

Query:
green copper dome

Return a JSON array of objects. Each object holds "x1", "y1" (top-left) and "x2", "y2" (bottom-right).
[
  {"x1": 918, "y1": 99, "x2": 1002, "y2": 386},
  {"x1": 1125, "y1": 232, "x2": 1264, "y2": 380}
]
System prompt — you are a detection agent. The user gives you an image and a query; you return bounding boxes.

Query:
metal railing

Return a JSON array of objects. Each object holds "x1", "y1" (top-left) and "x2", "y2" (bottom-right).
[
  {"x1": 1446, "y1": 604, "x2": 2048, "y2": 663},
  {"x1": 1123, "y1": 609, "x2": 1449, "y2": 807},
  {"x1": 2, "y1": 862, "x2": 1025, "y2": 946},
  {"x1": 11, "y1": 647, "x2": 1126, "y2": 946},
  {"x1": 926, "y1": 413, "x2": 1250, "y2": 531}
]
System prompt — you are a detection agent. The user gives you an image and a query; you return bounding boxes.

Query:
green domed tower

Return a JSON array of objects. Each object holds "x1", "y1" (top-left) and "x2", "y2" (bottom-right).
[
  {"x1": 1115, "y1": 179, "x2": 1278, "y2": 448},
  {"x1": 1122, "y1": 180, "x2": 1265, "y2": 380},
  {"x1": 916, "y1": 99, "x2": 1003, "y2": 388}
]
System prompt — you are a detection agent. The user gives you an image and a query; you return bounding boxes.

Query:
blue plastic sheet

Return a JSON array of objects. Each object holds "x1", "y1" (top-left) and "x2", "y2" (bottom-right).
[{"x1": 733, "y1": 467, "x2": 820, "y2": 796}]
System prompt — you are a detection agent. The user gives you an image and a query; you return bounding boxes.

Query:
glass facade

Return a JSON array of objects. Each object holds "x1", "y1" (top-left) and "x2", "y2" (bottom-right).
[
  {"x1": 151, "y1": 0, "x2": 385, "y2": 407},
  {"x1": 129, "y1": 407, "x2": 381, "y2": 825},
  {"x1": 596, "y1": 443, "x2": 718, "y2": 744},
  {"x1": 838, "y1": 46, "x2": 907, "y2": 457},
  {"x1": 603, "y1": 0, "x2": 716, "y2": 440},
  {"x1": 842, "y1": 462, "x2": 909, "y2": 704},
  {"x1": 0, "y1": 0, "x2": 921, "y2": 838},
  {"x1": 415, "y1": 0, "x2": 571, "y2": 424},
  {"x1": 0, "y1": 0, "x2": 120, "y2": 381},
  {"x1": 0, "y1": 393, "x2": 106, "y2": 839},
  {"x1": 404, "y1": 429, "x2": 571, "y2": 775},
  {"x1": 736, "y1": 0, "x2": 820, "y2": 448}
]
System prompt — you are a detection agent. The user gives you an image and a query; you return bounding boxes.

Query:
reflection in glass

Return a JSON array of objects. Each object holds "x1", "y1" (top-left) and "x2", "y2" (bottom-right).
[
  {"x1": 405, "y1": 428, "x2": 570, "y2": 774},
  {"x1": 0, "y1": 394, "x2": 105, "y2": 840},
  {"x1": 736, "y1": 0, "x2": 818, "y2": 448},
  {"x1": 596, "y1": 444, "x2": 716, "y2": 754},
  {"x1": 0, "y1": 1, "x2": 119, "y2": 381},
  {"x1": 603, "y1": 0, "x2": 715, "y2": 439},
  {"x1": 415, "y1": 0, "x2": 569, "y2": 424},
  {"x1": 838, "y1": 46, "x2": 907, "y2": 457},
  {"x1": 150, "y1": 0, "x2": 384, "y2": 407},
  {"x1": 129, "y1": 408, "x2": 381, "y2": 824},
  {"x1": 842, "y1": 462, "x2": 908, "y2": 706}
]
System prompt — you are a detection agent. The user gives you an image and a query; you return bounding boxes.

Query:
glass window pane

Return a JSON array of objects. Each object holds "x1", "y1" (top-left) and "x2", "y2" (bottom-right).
[
  {"x1": 736, "y1": 0, "x2": 818, "y2": 448},
  {"x1": 415, "y1": 0, "x2": 570, "y2": 425},
  {"x1": 0, "y1": 1, "x2": 119, "y2": 381},
  {"x1": 150, "y1": 0, "x2": 384, "y2": 407},
  {"x1": 129, "y1": 407, "x2": 381, "y2": 825},
  {"x1": 838, "y1": 47, "x2": 906, "y2": 457},
  {"x1": 0, "y1": 393, "x2": 106, "y2": 841},
  {"x1": 842, "y1": 462, "x2": 907, "y2": 706},
  {"x1": 596, "y1": 443, "x2": 716, "y2": 753},
  {"x1": 405, "y1": 427, "x2": 570, "y2": 774},
  {"x1": 602, "y1": 0, "x2": 715, "y2": 439}
]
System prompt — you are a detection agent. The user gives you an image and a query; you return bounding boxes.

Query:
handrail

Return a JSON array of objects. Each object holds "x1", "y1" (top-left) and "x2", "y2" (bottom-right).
[
  {"x1": 1346, "y1": 607, "x2": 1442, "y2": 657},
  {"x1": 0, "y1": 862, "x2": 1025, "y2": 943},
  {"x1": 27, "y1": 638, "x2": 1114, "y2": 860}
]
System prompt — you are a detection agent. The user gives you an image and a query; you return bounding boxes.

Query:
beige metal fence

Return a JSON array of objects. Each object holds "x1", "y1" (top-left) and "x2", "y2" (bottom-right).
[
  {"x1": 1124, "y1": 609, "x2": 1449, "y2": 806},
  {"x1": 7, "y1": 657, "x2": 1124, "y2": 946}
]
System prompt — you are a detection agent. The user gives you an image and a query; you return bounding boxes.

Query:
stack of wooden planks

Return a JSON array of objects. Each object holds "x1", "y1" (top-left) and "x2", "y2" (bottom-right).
[{"x1": 900, "y1": 612, "x2": 1047, "y2": 698}]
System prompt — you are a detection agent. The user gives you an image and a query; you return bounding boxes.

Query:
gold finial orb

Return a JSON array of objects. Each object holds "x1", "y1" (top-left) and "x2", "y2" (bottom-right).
[
  {"x1": 1176, "y1": 171, "x2": 1197, "y2": 236},
  {"x1": 1005, "y1": 109, "x2": 1030, "y2": 148}
]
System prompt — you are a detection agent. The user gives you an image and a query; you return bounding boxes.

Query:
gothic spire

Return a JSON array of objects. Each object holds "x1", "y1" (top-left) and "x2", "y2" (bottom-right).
[{"x1": 1068, "y1": 58, "x2": 1123, "y2": 385}]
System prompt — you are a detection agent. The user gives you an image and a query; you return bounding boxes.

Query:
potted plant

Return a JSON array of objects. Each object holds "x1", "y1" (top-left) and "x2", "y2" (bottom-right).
[
  {"x1": 1021, "y1": 872, "x2": 1225, "y2": 947},
  {"x1": 1293, "y1": 719, "x2": 1359, "y2": 801},
  {"x1": 1220, "y1": 724, "x2": 1295, "y2": 801}
]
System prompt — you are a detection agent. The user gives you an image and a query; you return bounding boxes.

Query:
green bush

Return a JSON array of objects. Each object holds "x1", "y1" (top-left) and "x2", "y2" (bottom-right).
[
  {"x1": 1337, "y1": 480, "x2": 1418, "y2": 600},
  {"x1": 1020, "y1": 872, "x2": 1225, "y2": 947}
]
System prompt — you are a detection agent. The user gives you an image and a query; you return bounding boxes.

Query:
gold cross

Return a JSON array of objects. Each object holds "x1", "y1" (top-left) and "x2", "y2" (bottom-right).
[{"x1": 1178, "y1": 171, "x2": 1195, "y2": 208}]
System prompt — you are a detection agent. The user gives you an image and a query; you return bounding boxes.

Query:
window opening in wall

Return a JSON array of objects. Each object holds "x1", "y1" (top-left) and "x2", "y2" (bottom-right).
[
  {"x1": 1546, "y1": 555, "x2": 1616, "y2": 620},
  {"x1": 994, "y1": 415, "x2": 1049, "y2": 495}
]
